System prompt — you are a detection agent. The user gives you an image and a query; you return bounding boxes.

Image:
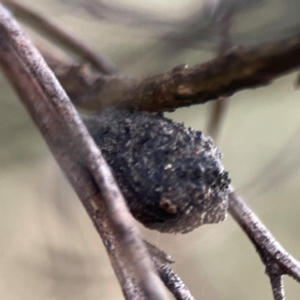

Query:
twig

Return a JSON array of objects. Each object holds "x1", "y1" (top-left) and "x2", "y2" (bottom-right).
[
  {"x1": 145, "y1": 241, "x2": 195, "y2": 300},
  {"x1": 269, "y1": 274, "x2": 285, "y2": 300},
  {"x1": 157, "y1": 266, "x2": 196, "y2": 300},
  {"x1": 207, "y1": 12, "x2": 232, "y2": 141},
  {"x1": 41, "y1": 50, "x2": 136, "y2": 112},
  {"x1": 207, "y1": 97, "x2": 230, "y2": 141},
  {"x1": 228, "y1": 187, "x2": 300, "y2": 299},
  {"x1": 263, "y1": 255, "x2": 286, "y2": 300},
  {"x1": 42, "y1": 31, "x2": 300, "y2": 113},
  {"x1": 257, "y1": 244, "x2": 286, "y2": 300},
  {"x1": 0, "y1": 5, "x2": 168, "y2": 299},
  {"x1": 116, "y1": 32, "x2": 300, "y2": 112},
  {"x1": 3, "y1": 0, "x2": 117, "y2": 74}
]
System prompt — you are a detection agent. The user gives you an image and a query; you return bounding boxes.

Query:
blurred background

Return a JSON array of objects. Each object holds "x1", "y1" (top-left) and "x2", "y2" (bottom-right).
[{"x1": 1, "y1": 0, "x2": 300, "y2": 299}]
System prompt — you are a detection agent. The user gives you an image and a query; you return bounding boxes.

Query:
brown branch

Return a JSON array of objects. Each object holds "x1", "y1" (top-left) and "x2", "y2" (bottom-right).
[
  {"x1": 228, "y1": 187, "x2": 300, "y2": 299},
  {"x1": 256, "y1": 242, "x2": 285, "y2": 300},
  {"x1": 5, "y1": 0, "x2": 300, "y2": 115},
  {"x1": 269, "y1": 274, "x2": 285, "y2": 300},
  {"x1": 0, "y1": 5, "x2": 168, "y2": 299},
  {"x1": 157, "y1": 266, "x2": 196, "y2": 300},
  {"x1": 3, "y1": 0, "x2": 117, "y2": 75},
  {"x1": 145, "y1": 241, "x2": 195, "y2": 300},
  {"x1": 42, "y1": 31, "x2": 300, "y2": 113},
  {"x1": 102, "y1": 32, "x2": 300, "y2": 112},
  {"x1": 263, "y1": 256, "x2": 285, "y2": 300},
  {"x1": 42, "y1": 50, "x2": 136, "y2": 112}
]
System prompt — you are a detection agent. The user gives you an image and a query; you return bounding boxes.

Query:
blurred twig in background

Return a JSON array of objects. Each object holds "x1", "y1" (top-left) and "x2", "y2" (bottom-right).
[
  {"x1": 207, "y1": 8, "x2": 233, "y2": 142},
  {"x1": 2, "y1": 0, "x2": 117, "y2": 74}
]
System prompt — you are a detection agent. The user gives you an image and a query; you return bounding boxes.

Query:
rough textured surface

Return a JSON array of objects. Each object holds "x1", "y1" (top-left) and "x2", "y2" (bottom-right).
[{"x1": 85, "y1": 108, "x2": 230, "y2": 233}]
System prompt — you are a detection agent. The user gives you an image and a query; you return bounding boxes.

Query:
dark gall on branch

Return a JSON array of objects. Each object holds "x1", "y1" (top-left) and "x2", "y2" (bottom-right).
[{"x1": 85, "y1": 109, "x2": 230, "y2": 233}]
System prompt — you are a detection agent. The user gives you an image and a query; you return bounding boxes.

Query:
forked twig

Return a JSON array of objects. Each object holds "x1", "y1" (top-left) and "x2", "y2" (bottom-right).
[
  {"x1": 157, "y1": 265, "x2": 196, "y2": 300},
  {"x1": 229, "y1": 187, "x2": 300, "y2": 299},
  {"x1": 0, "y1": 5, "x2": 168, "y2": 299}
]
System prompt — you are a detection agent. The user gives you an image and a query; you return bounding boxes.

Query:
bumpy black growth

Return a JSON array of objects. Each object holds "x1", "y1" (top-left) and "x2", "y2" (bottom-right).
[{"x1": 85, "y1": 108, "x2": 230, "y2": 233}]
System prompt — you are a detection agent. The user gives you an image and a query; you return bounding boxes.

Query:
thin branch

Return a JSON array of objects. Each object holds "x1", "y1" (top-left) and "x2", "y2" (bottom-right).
[
  {"x1": 257, "y1": 244, "x2": 286, "y2": 300},
  {"x1": 262, "y1": 254, "x2": 286, "y2": 300},
  {"x1": 41, "y1": 50, "x2": 136, "y2": 112},
  {"x1": 207, "y1": 97, "x2": 230, "y2": 141},
  {"x1": 113, "y1": 32, "x2": 300, "y2": 112},
  {"x1": 3, "y1": 0, "x2": 117, "y2": 74},
  {"x1": 157, "y1": 266, "x2": 196, "y2": 300},
  {"x1": 145, "y1": 241, "x2": 196, "y2": 300},
  {"x1": 0, "y1": 5, "x2": 168, "y2": 299},
  {"x1": 269, "y1": 274, "x2": 285, "y2": 300},
  {"x1": 228, "y1": 188, "x2": 300, "y2": 287},
  {"x1": 207, "y1": 12, "x2": 232, "y2": 141},
  {"x1": 43, "y1": 31, "x2": 300, "y2": 113}
]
